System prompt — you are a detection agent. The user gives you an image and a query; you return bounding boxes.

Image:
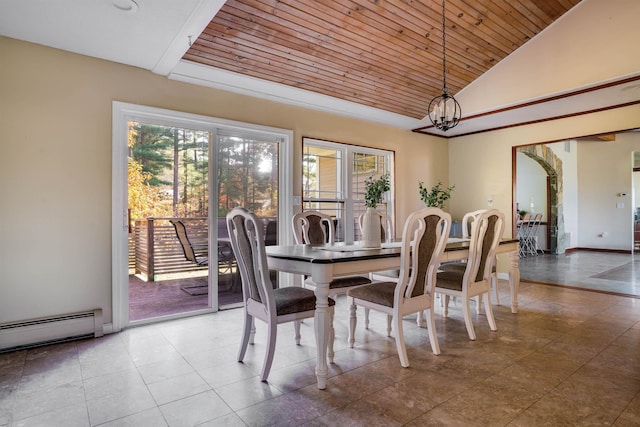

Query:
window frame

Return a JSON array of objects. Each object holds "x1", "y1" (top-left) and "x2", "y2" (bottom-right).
[
  {"x1": 112, "y1": 101, "x2": 293, "y2": 331},
  {"x1": 302, "y1": 137, "x2": 395, "y2": 243}
]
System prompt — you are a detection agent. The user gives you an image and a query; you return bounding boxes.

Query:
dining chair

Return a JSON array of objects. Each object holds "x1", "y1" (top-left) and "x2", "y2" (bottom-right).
[
  {"x1": 516, "y1": 213, "x2": 532, "y2": 258},
  {"x1": 435, "y1": 209, "x2": 505, "y2": 340},
  {"x1": 439, "y1": 209, "x2": 500, "y2": 305},
  {"x1": 292, "y1": 210, "x2": 372, "y2": 292},
  {"x1": 347, "y1": 207, "x2": 451, "y2": 367},
  {"x1": 227, "y1": 207, "x2": 335, "y2": 381},
  {"x1": 525, "y1": 213, "x2": 543, "y2": 255}
]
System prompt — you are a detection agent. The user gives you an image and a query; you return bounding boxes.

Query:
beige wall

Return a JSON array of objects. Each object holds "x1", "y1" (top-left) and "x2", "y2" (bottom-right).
[
  {"x1": 459, "y1": 0, "x2": 640, "y2": 114},
  {"x1": 577, "y1": 132, "x2": 640, "y2": 250},
  {"x1": 0, "y1": 36, "x2": 448, "y2": 325},
  {"x1": 449, "y1": 107, "x2": 640, "y2": 272}
]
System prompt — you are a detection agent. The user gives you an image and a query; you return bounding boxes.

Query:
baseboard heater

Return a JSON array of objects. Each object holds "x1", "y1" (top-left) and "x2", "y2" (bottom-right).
[{"x1": 0, "y1": 309, "x2": 103, "y2": 353}]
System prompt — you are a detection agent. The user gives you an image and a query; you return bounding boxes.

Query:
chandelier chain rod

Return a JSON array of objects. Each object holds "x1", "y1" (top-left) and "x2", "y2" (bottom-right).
[{"x1": 441, "y1": 0, "x2": 447, "y2": 94}]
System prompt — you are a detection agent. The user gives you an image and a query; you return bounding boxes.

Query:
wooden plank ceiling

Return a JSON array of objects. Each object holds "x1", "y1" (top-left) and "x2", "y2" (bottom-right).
[{"x1": 184, "y1": 0, "x2": 581, "y2": 119}]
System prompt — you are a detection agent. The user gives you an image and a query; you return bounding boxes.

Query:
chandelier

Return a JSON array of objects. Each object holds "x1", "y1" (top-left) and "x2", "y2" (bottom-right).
[{"x1": 428, "y1": 0, "x2": 461, "y2": 131}]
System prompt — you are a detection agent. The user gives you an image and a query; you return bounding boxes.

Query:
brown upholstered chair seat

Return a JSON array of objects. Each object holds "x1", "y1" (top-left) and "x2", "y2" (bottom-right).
[
  {"x1": 346, "y1": 281, "x2": 396, "y2": 307},
  {"x1": 434, "y1": 270, "x2": 464, "y2": 292},
  {"x1": 440, "y1": 262, "x2": 496, "y2": 274},
  {"x1": 273, "y1": 287, "x2": 335, "y2": 316}
]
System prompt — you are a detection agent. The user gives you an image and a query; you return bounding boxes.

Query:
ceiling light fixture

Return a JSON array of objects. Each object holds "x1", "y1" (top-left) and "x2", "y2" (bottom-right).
[{"x1": 428, "y1": 0, "x2": 461, "y2": 131}]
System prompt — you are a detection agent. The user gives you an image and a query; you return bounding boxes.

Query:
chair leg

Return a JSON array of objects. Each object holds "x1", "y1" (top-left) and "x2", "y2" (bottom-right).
[
  {"x1": 492, "y1": 274, "x2": 500, "y2": 305},
  {"x1": 348, "y1": 299, "x2": 357, "y2": 348},
  {"x1": 463, "y1": 297, "x2": 477, "y2": 340},
  {"x1": 484, "y1": 292, "x2": 498, "y2": 332},
  {"x1": 443, "y1": 295, "x2": 450, "y2": 317},
  {"x1": 393, "y1": 314, "x2": 409, "y2": 368},
  {"x1": 476, "y1": 295, "x2": 483, "y2": 314},
  {"x1": 328, "y1": 307, "x2": 335, "y2": 363},
  {"x1": 294, "y1": 320, "x2": 302, "y2": 345},
  {"x1": 261, "y1": 321, "x2": 277, "y2": 381},
  {"x1": 386, "y1": 315, "x2": 392, "y2": 337},
  {"x1": 364, "y1": 308, "x2": 370, "y2": 329},
  {"x1": 425, "y1": 308, "x2": 440, "y2": 355},
  {"x1": 416, "y1": 310, "x2": 425, "y2": 327},
  {"x1": 238, "y1": 312, "x2": 252, "y2": 362},
  {"x1": 249, "y1": 316, "x2": 256, "y2": 345}
]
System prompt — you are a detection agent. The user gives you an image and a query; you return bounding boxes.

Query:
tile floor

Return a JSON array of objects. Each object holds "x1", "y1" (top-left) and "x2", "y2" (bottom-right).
[
  {"x1": 1, "y1": 278, "x2": 640, "y2": 426},
  {"x1": 519, "y1": 251, "x2": 640, "y2": 298}
]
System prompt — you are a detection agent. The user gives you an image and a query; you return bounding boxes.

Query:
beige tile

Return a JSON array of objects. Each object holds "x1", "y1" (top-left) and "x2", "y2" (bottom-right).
[
  {"x1": 214, "y1": 376, "x2": 284, "y2": 411},
  {"x1": 158, "y1": 390, "x2": 233, "y2": 427},
  {"x1": 99, "y1": 407, "x2": 168, "y2": 427},
  {"x1": 2, "y1": 269, "x2": 639, "y2": 426},
  {"x1": 12, "y1": 402, "x2": 89, "y2": 427},
  {"x1": 147, "y1": 371, "x2": 211, "y2": 405}
]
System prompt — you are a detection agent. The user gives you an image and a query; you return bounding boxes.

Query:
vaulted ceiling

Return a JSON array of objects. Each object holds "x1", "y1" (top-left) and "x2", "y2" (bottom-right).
[
  {"x1": 4, "y1": 0, "x2": 639, "y2": 137},
  {"x1": 185, "y1": 0, "x2": 580, "y2": 120}
]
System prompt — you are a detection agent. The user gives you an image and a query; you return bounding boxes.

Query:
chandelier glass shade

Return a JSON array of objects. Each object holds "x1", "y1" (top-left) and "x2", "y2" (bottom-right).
[{"x1": 428, "y1": 0, "x2": 461, "y2": 131}]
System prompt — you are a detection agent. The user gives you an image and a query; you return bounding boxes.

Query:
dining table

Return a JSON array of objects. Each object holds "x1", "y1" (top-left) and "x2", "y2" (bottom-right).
[{"x1": 265, "y1": 237, "x2": 520, "y2": 389}]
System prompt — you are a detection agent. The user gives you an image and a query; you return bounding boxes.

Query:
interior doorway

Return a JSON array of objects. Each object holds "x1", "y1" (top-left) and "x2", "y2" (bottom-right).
[{"x1": 515, "y1": 144, "x2": 563, "y2": 254}]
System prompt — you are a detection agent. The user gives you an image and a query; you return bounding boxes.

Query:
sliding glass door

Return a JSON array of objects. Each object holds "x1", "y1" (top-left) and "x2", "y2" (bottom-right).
[{"x1": 112, "y1": 102, "x2": 292, "y2": 329}]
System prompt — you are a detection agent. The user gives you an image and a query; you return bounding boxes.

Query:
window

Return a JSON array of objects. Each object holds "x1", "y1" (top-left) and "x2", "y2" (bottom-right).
[{"x1": 302, "y1": 138, "x2": 394, "y2": 242}]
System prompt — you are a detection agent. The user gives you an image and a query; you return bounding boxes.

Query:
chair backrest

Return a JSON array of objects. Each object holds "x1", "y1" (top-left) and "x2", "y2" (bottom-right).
[
  {"x1": 264, "y1": 219, "x2": 278, "y2": 246},
  {"x1": 170, "y1": 220, "x2": 197, "y2": 263},
  {"x1": 461, "y1": 209, "x2": 487, "y2": 238},
  {"x1": 397, "y1": 207, "x2": 451, "y2": 300},
  {"x1": 226, "y1": 207, "x2": 274, "y2": 311},
  {"x1": 292, "y1": 210, "x2": 334, "y2": 245},
  {"x1": 358, "y1": 210, "x2": 394, "y2": 242},
  {"x1": 465, "y1": 209, "x2": 505, "y2": 284}
]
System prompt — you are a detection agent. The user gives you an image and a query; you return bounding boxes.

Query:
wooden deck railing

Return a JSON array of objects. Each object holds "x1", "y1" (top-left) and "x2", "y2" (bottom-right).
[
  {"x1": 131, "y1": 217, "x2": 209, "y2": 282},
  {"x1": 128, "y1": 216, "x2": 277, "y2": 282}
]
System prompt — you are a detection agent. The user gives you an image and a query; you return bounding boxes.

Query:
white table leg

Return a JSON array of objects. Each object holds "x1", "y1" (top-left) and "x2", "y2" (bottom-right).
[
  {"x1": 311, "y1": 264, "x2": 332, "y2": 390},
  {"x1": 509, "y1": 249, "x2": 520, "y2": 313}
]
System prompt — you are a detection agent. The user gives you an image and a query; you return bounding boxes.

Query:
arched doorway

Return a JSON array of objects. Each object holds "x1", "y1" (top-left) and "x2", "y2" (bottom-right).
[{"x1": 515, "y1": 144, "x2": 566, "y2": 254}]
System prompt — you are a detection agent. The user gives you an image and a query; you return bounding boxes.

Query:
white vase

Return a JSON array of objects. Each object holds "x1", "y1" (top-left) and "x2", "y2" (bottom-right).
[{"x1": 361, "y1": 207, "x2": 382, "y2": 248}]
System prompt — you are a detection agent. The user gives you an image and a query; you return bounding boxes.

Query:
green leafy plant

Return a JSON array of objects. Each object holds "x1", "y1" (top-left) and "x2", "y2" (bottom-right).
[
  {"x1": 364, "y1": 173, "x2": 391, "y2": 208},
  {"x1": 418, "y1": 180, "x2": 455, "y2": 208}
]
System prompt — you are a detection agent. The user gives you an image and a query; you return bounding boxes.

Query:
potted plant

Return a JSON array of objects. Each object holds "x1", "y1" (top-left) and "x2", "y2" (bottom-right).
[
  {"x1": 418, "y1": 180, "x2": 455, "y2": 208},
  {"x1": 361, "y1": 173, "x2": 390, "y2": 248},
  {"x1": 364, "y1": 173, "x2": 391, "y2": 209}
]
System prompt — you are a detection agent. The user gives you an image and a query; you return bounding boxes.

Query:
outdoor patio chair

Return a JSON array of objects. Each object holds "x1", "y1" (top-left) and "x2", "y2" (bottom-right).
[
  {"x1": 170, "y1": 219, "x2": 239, "y2": 292},
  {"x1": 170, "y1": 219, "x2": 209, "y2": 266}
]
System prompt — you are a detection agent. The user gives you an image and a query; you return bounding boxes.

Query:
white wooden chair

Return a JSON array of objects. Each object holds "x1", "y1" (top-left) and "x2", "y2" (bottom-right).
[
  {"x1": 292, "y1": 210, "x2": 372, "y2": 293},
  {"x1": 227, "y1": 207, "x2": 335, "y2": 381},
  {"x1": 440, "y1": 209, "x2": 500, "y2": 304},
  {"x1": 347, "y1": 207, "x2": 451, "y2": 367},
  {"x1": 435, "y1": 209, "x2": 505, "y2": 340}
]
